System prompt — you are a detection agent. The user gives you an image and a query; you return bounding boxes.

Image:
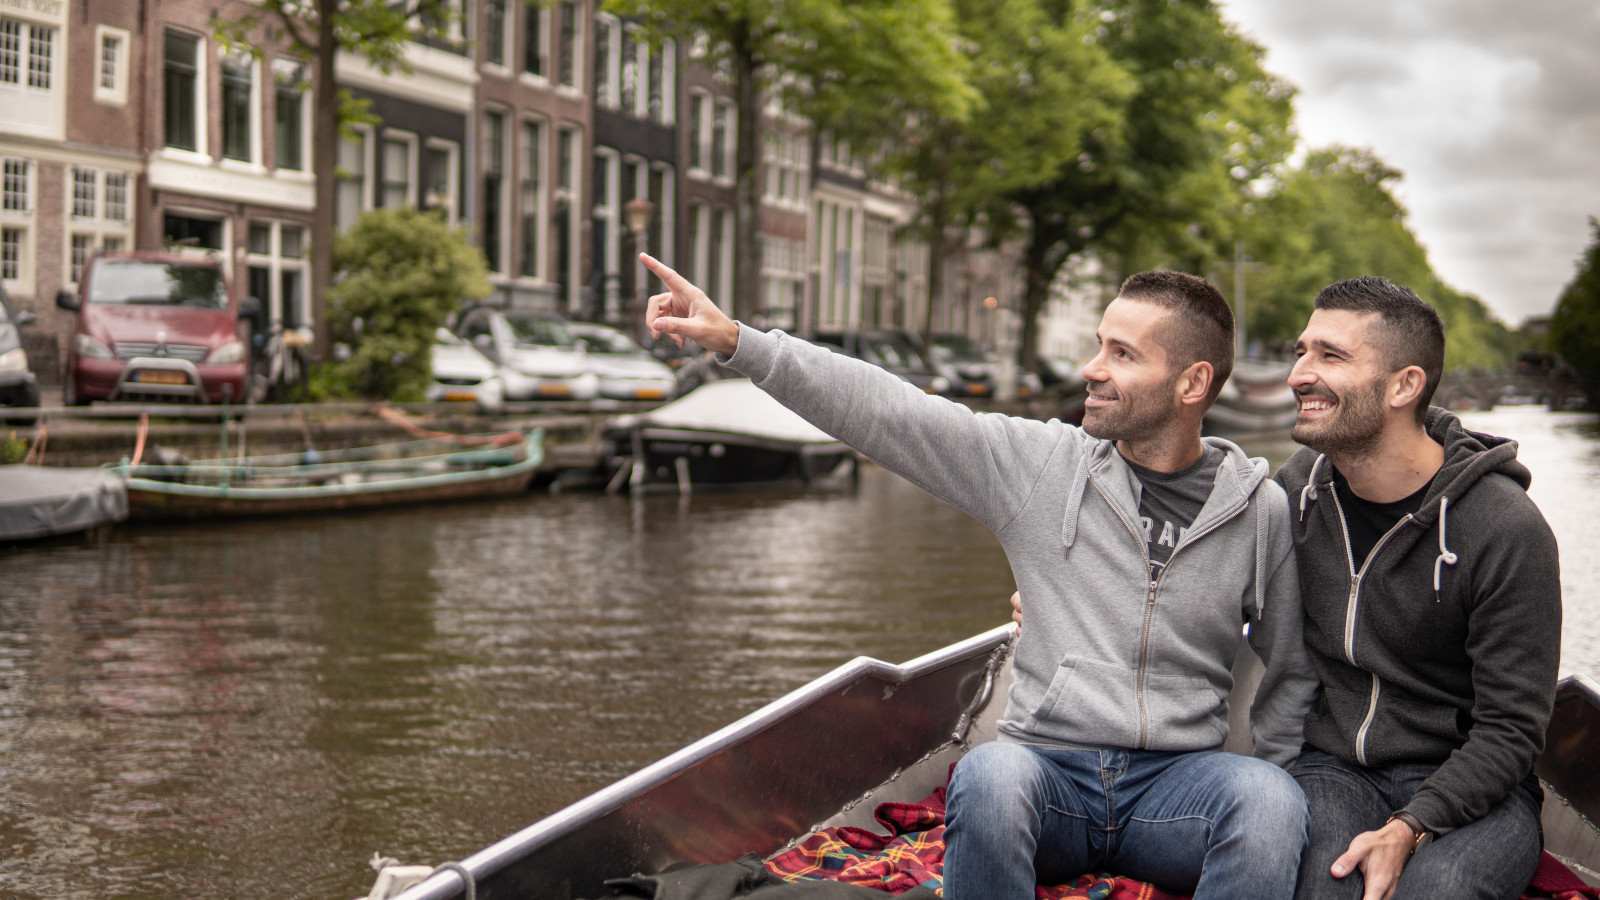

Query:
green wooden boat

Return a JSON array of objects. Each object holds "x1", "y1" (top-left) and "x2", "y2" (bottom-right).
[{"x1": 114, "y1": 430, "x2": 543, "y2": 521}]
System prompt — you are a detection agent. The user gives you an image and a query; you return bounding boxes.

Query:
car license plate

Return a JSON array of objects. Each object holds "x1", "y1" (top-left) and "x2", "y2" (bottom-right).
[
  {"x1": 443, "y1": 390, "x2": 477, "y2": 402},
  {"x1": 134, "y1": 370, "x2": 188, "y2": 385},
  {"x1": 537, "y1": 384, "x2": 572, "y2": 397},
  {"x1": 966, "y1": 383, "x2": 990, "y2": 395},
  {"x1": 633, "y1": 387, "x2": 666, "y2": 400}
]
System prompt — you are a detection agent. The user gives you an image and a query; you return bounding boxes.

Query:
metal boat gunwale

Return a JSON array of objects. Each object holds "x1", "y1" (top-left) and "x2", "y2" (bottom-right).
[{"x1": 393, "y1": 624, "x2": 1015, "y2": 900}]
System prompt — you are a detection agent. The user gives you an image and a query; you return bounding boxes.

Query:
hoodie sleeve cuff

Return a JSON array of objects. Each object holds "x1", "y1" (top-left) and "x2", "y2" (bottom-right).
[
  {"x1": 717, "y1": 322, "x2": 779, "y2": 381},
  {"x1": 1401, "y1": 793, "x2": 1451, "y2": 837}
]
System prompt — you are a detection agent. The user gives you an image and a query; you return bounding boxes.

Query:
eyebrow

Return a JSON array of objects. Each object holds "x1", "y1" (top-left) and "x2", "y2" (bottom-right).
[{"x1": 1296, "y1": 337, "x2": 1354, "y2": 357}]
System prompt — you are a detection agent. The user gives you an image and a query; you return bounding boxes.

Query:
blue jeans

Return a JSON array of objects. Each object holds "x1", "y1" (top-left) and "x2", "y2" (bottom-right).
[
  {"x1": 1290, "y1": 749, "x2": 1543, "y2": 900},
  {"x1": 943, "y1": 742, "x2": 1309, "y2": 900}
]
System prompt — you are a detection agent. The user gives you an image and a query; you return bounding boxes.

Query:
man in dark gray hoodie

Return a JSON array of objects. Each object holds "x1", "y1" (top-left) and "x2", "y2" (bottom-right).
[
  {"x1": 640, "y1": 252, "x2": 1318, "y2": 900},
  {"x1": 1274, "y1": 277, "x2": 1562, "y2": 900}
]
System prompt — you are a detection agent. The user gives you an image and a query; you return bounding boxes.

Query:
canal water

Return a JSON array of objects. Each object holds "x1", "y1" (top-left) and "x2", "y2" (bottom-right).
[{"x1": 0, "y1": 406, "x2": 1595, "y2": 899}]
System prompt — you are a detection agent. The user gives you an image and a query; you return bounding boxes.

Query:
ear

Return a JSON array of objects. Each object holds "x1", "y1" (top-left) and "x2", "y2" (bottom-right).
[
  {"x1": 1389, "y1": 365, "x2": 1428, "y2": 412},
  {"x1": 1175, "y1": 360, "x2": 1214, "y2": 407}
]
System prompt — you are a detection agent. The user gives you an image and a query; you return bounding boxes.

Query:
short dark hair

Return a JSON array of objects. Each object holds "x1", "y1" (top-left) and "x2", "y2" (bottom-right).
[
  {"x1": 1119, "y1": 270, "x2": 1234, "y2": 404},
  {"x1": 1313, "y1": 276, "x2": 1445, "y2": 423}
]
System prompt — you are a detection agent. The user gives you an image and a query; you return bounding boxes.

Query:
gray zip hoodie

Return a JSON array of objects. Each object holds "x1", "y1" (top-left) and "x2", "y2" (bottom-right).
[{"x1": 722, "y1": 325, "x2": 1317, "y2": 764}]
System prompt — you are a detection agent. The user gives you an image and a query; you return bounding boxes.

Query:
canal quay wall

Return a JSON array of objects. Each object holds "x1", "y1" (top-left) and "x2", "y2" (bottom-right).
[{"x1": 2, "y1": 395, "x2": 1083, "y2": 474}]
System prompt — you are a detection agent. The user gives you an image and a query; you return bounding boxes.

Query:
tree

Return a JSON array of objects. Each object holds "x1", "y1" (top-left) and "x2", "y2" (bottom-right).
[
  {"x1": 606, "y1": 0, "x2": 976, "y2": 323},
  {"x1": 995, "y1": 0, "x2": 1296, "y2": 372},
  {"x1": 216, "y1": 0, "x2": 463, "y2": 361},
  {"x1": 313, "y1": 208, "x2": 491, "y2": 401},
  {"x1": 885, "y1": 0, "x2": 1128, "y2": 347},
  {"x1": 1550, "y1": 218, "x2": 1600, "y2": 406}
]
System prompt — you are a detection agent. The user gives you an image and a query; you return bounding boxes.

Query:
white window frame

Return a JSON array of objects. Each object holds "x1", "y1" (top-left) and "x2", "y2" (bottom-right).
[
  {"x1": 245, "y1": 220, "x2": 311, "y2": 332},
  {"x1": 516, "y1": 116, "x2": 548, "y2": 282},
  {"x1": 218, "y1": 49, "x2": 262, "y2": 169},
  {"x1": 554, "y1": 0, "x2": 584, "y2": 96},
  {"x1": 423, "y1": 137, "x2": 461, "y2": 223},
  {"x1": 687, "y1": 90, "x2": 710, "y2": 179},
  {"x1": 594, "y1": 13, "x2": 620, "y2": 110},
  {"x1": 483, "y1": 0, "x2": 513, "y2": 72},
  {"x1": 483, "y1": 108, "x2": 511, "y2": 276},
  {"x1": 712, "y1": 99, "x2": 736, "y2": 186},
  {"x1": 0, "y1": 154, "x2": 33, "y2": 295},
  {"x1": 553, "y1": 125, "x2": 582, "y2": 309},
  {"x1": 94, "y1": 25, "x2": 129, "y2": 106},
  {"x1": 592, "y1": 145, "x2": 620, "y2": 285},
  {"x1": 519, "y1": 1, "x2": 550, "y2": 86},
  {"x1": 649, "y1": 161, "x2": 674, "y2": 266},
  {"x1": 63, "y1": 167, "x2": 134, "y2": 288},
  {"x1": 640, "y1": 37, "x2": 675, "y2": 124},
  {"x1": 161, "y1": 28, "x2": 208, "y2": 160},
  {"x1": 272, "y1": 58, "x2": 312, "y2": 175},
  {"x1": 380, "y1": 129, "x2": 420, "y2": 209},
  {"x1": 336, "y1": 123, "x2": 375, "y2": 232}
]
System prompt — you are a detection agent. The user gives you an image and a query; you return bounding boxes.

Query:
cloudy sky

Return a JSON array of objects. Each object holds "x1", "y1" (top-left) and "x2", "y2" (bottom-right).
[{"x1": 1217, "y1": 0, "x2": 1600, "y2": 325}]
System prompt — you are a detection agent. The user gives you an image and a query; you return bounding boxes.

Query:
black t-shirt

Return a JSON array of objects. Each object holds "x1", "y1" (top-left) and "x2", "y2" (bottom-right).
[
  {"x1": 1124, "y1": 446, "x2": 1225, "y2": 581},
  {"x1": 1331, "y1": 467, "x2": 1432, "y2": 568}
]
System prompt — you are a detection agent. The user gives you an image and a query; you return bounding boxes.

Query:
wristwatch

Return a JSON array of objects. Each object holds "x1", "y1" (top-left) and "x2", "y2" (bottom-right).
[{"x1": 1386, "y1": 811, "x2": 1434, "y2": 855}]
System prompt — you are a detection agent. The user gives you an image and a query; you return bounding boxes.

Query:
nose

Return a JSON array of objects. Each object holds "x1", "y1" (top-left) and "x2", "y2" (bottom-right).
[
  {"x1": 1080, "y1": 349, "x2": 1107, "y2": 384},
  {"x1": 1287, "y1": 354, "x2": 1315, "y2": 390}
]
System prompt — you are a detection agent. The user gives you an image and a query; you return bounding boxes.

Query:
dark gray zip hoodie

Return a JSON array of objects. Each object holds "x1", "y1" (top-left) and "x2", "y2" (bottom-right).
[
  {"x1": 1273, "y1": 407, "x2": 1562, "y2": 834},
  {"x1": 724, "y1": 325, "x2": 1317, "y2": 764}
]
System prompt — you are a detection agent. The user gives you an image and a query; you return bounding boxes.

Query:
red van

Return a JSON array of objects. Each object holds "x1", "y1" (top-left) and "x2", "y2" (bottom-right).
[{"x1": 56, "y1": 252, "x2": 257, "y2": 405}]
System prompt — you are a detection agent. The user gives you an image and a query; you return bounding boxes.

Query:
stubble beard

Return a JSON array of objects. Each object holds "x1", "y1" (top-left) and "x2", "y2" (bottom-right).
[
  {"x1": 1082, "y1": 375, "x2": 1180, "y2": 444},
  {"x1": 1292, "y1": 378, "x2": 1387, "y2": 457}
]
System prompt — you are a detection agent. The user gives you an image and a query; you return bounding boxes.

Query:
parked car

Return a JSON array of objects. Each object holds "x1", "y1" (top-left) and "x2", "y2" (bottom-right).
[
  {"x1": 455, "y1": 306, "x2": 599, "y2": 401},
  {"x1": 813, "y1": 329, "x2": 949, "y2": 395},
  {"x1": 567, "y1": 322, "x2": 676, "y2": 401},
  {"x1": 925, "y1": 332, "x2": 1000, "y2": 397},
  {"x1": 427, "y1": 327, "x2": 505, "y2": 413},
  {"x1": 0, "y1": 289, "x2": 40, "y2": 415},
  {"x1": 56, "y1": 252, "x2": 255, "y2": 405}
]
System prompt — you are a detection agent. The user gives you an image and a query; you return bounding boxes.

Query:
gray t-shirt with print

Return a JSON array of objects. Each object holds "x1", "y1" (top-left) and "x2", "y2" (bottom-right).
[{"x1": 1125, "y1": 446, "x2": 1225, "y2": 580}]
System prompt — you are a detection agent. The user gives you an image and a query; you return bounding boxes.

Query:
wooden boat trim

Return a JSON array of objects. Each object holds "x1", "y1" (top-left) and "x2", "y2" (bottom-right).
[{"x1": 392, "y1": 625, "x2": 1015, "y2": 900}]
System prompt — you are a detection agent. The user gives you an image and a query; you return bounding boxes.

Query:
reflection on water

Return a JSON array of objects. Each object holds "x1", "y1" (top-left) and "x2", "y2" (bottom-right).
[{"x1": 0, "y1": 406, "x2": 1593, "y2": 898}]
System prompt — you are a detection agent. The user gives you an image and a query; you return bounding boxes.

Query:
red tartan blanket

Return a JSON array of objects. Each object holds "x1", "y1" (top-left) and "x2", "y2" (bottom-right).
[{"x1": 766, "y1": 777, "x2": 1598, "y2": 899}]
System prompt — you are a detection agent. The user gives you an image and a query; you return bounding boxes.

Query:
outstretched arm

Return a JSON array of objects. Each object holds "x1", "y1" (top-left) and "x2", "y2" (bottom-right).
[{"x1": 641, "y1": 253, "x2": 1073, "y2": 533}]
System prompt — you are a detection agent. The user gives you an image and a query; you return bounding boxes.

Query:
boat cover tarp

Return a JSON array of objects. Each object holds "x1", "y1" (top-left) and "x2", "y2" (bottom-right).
[
  {"x1": 0, "y1": 465, "x2": 127, "y2": 541},
  {"x1": 622, "y1": 379, "x2": 841, "y2": 446},
  {"x1": 764, "y1": 776, "x2": 1598, "y2": 899}
]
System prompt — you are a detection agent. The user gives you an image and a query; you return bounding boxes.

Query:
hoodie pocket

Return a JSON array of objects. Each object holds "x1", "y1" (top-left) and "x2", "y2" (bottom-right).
[
  {"x1": 1022, "y1": 656, "x2": 1138, "y2": 748},
  {"x1": 1143, "y1": 672, "x2": 1229, "y2": 749}
]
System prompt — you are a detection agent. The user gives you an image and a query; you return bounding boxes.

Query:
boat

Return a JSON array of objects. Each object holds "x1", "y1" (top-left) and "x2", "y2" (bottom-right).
[
  {"x1": 0, "y1": 464, "x2": 128, "y2": 543},
  {"x1": 602, "y1": 379, "x2": 856, "y2": 492},
  {"x1": 375, "y1": 627, "x2": 1600, "y2": 899},
  {"x1": 114, "y1": 430, "x2": 543, "y2": 521},
  {"x1": 1205, "y1": 359, "x2": 1299, "y2": 435}
]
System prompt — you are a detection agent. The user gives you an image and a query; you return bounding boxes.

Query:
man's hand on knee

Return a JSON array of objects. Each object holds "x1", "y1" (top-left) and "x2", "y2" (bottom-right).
[{"x1": 1330, "y1": 819, "x2": 1416, "y2": 900}]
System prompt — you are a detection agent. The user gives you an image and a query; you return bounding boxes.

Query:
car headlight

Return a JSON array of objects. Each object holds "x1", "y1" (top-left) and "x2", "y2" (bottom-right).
[
  {"x1": 75, "y1": 334, "x2": 113, "y2": 359},
  {"x1": 206, "y1": 340, "x2": 247, "y2": 364},
  {"x1": 931, "y1": 376, "x2": 951, "y2": 394},
  {"x1": 0, "y1": 347, "x2": 27, "y2": 372}
]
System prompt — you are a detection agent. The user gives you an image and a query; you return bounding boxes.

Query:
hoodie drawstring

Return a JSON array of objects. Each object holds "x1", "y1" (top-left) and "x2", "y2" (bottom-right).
[
  {"x1": 1432, "y1": 496, "x2": 1458, "y2": 598},
  {"x1": 1298, "y1": 454, "x2": 1326, "y2": 522}
]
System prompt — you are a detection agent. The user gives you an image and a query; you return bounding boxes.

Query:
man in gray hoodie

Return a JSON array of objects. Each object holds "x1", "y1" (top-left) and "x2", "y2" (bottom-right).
[
  {"x1": 1274, "y1": 277, "x2": 1561, "y2": 900},
  {"x1": 639, "y1": 253, "x2": 1318, "y2": 900}
]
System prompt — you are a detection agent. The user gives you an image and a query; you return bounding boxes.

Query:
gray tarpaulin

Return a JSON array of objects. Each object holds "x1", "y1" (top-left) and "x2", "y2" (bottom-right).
[{"x1": 0, "y1": 465, "x2": 127, "y2": 542}]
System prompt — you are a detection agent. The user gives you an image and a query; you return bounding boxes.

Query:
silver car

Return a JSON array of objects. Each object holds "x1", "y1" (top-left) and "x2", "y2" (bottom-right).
[
  {"x1": 567, "y1": 322, "x2": 677, "y2": 401},
  {"x1": 456, "y1": 307, "x2": 599, "y2": 401}
]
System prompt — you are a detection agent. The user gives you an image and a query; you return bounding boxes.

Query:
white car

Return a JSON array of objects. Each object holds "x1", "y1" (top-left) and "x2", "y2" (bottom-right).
[
  {"x1": 426, "y1": 327, "x2": 504, "y2": 412},
  {"x1": 456, "y1": 307, "x2": 599, "y2": 401},
  {"x1": 567, "y1": 322, "x2": 677, "y2": 401}
]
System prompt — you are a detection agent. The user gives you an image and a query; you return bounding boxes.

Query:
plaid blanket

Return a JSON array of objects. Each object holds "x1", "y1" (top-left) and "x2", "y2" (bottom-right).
[{"x1": 766, "y1": 775, "x2": 1598, "y2": 900}]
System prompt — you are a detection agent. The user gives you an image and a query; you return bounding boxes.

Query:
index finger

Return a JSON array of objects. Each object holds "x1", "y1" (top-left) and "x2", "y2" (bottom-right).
[{"x1": 639, "y1": 253, "x2": 694, "y2": 294}]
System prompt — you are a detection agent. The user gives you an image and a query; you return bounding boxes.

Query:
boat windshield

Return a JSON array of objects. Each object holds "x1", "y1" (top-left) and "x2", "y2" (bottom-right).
[
  {"x1": 505, "y1": 315, "x2": 576, "y2": 348},
  {"x1": 575, "y1": 328, "x2": 644, "y2": 355},
  {"x1": 88, "y1": 261, "x2": 227, "y2": 310}
]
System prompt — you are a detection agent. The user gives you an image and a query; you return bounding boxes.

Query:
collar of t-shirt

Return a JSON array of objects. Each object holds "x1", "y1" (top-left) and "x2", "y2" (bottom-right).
[
  {"x1": 1121, "y1": 446, "x2": 1226, "y2": 579},
  {"x1": 1331, "y1": 466, "x2": 1432, "y2": 569}
]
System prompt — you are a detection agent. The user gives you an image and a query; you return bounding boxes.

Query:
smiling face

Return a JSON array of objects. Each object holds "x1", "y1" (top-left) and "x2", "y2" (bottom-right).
[
  {"x1": 1289, "y1": 309, "x2": 1394, "y2": 454},
  {"x1": 1078, "y1": 298, "x2": 1183, "y2": 442}
]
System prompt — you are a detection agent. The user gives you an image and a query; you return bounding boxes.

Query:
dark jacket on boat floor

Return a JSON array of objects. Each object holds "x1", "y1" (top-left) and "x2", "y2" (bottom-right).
[
  {"x1": 593, "y1": 855, "x2": 940, "y2": 900},
  {"x1": 1274, "y1": 407, "x2": 1562, "y2": 835}
]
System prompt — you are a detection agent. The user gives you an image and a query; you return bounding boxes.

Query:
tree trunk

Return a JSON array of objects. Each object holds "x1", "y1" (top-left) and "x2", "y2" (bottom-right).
[
  {"x1": 921, "y1": 193, "x2": 947, "y2": 349},
  {"x1": 310, "y1": 0, "x2": 339, "y2": 362},
  {"x1": 1018, "y1": 223, "x2": 1064, "y2": 376},
  {"x1": 731, "y1": 31, "x2": 761, "y2": 324}
]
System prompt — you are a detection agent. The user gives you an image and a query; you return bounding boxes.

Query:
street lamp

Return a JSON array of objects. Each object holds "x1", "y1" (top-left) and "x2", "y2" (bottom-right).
[{"x1": 624, "y1": 196, "x2": 655, "y2": 331}]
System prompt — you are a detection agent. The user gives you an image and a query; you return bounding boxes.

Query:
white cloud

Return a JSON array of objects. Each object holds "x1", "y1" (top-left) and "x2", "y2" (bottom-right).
[{"x1": 1221, "y1": 0, "x2": 1600, "y2": 324}]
